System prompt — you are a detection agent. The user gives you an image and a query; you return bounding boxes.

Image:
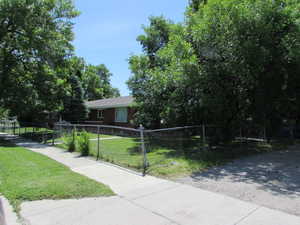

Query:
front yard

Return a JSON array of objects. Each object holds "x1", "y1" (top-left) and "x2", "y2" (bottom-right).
[
  {"x1": 3, "y1": 126, "x2": 293, "y2": 179},
  {"x1": 57, "y1": 133, "x2": 283, "y2": 178},
  {"x1": 0, "y1": 139, "x2": 114, "y2": 212}
]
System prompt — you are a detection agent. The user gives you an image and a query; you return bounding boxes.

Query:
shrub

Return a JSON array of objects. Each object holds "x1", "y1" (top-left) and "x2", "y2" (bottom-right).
[
  {"x1": 77, "y1": 130, "x2": 90, "y2": 156},
  {"x1": 62, "y1": 129, "x2": 76, "y2": 152}
]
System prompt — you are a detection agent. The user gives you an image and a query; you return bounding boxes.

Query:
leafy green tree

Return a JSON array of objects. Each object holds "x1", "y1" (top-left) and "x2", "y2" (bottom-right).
[
  {"x1": 83, "y1": 64, "x2": 120, "y2": 101},
  {"x1": 128, "y1": 16, "x2": 174, "y2": 127},
  {"x1": 0, "y1": 0, "x2": 79, "y2": 121},
  {"x1": 137, "y1": 16, "x2": 173, "y2": 67},
  {"x1": 0, "y1": 107, "x2": 9, "y2": 119},
  {"x1": 62, "y1": 75, "x2": 88, "y2": 122},
  {"x1": 138, "y1": 25, "x2": 202, "y2": 127},
  {"x1": 189, "y1": 0, "x2": 300, "y2": 139},
  {"x1": 188, "y1": 0, "x2": 207, "y2": 12},
  {"x1": 128, "y1": 0, "x2": 300, "y2": 141}
]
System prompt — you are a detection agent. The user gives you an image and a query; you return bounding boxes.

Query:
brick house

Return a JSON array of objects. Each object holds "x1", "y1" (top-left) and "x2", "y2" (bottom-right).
[{"x1": 86, "y1": 96, "x2": 136, "y2": 127}]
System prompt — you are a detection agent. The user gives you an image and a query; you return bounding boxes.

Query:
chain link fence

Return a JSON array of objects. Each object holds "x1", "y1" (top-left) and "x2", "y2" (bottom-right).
[
  {"x1": 0, "y1": 120, "x2": 54, "y2": 144},
  {"x1": 53, "y1": 123, "x2": 146, "y2": 174},
  {"x1": 0, "y1": 120, "x2": 276, "y2": 176},
  {"x1": 143, "y1": 126, "x2": 204, "y2": 174}
]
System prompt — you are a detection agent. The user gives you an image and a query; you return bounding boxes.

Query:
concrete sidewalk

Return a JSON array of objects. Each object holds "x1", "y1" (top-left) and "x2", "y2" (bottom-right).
[{"x1": 1, "y1": 134, "x2": 300, "y2": 225}]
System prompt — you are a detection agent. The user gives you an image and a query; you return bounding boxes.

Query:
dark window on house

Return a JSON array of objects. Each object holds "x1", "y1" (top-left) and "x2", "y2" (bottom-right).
[{"x1": 97, "y1": 110, "x2": 104, "y2": 121}]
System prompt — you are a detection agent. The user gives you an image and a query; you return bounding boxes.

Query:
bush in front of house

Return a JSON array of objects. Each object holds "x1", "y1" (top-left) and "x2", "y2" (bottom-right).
[{"x1": 77, "y1": 130, "x2": 90, "y2": 156}]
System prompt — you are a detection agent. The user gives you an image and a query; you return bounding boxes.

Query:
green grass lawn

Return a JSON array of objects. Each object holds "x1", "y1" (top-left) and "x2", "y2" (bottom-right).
[
  {"x1": 10, "y1": 126, "x2": 292, "y2": 178},
  {"x1": 89, "y1": 137, "x2": 144, "y2": 170},
  {"x1": 86, "y1": 133, "x2": 116, "y2": 139},
  {"x1": 46, "y1": 132, "x2": 114, "y2": 145},
  {"x1": 19, "y1": 127, "x2": 52, "y2": 133},
  {"x1": 0, "y1": 139, "x2": 114, "y2": 212},
  {"x1": 1, "y1": 126, "x2": 112, "y2": 144},
  {"x1": 3, "y1": 127, "x2": 52, "y2": 135},
  {"x1": 56, "y1": 133, "x2": 284, "y2": 178}
]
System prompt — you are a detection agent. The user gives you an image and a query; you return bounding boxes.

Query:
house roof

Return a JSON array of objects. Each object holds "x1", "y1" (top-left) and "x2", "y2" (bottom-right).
[{"x1": 86, "y1": 96, "x2": 135, "y2": 110}]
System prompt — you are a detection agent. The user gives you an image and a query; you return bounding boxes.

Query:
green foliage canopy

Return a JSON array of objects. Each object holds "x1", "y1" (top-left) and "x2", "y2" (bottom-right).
[
  {"x1": 128, "y1": 0, "x2": 300, "y2": 140},
  {"x1": 0, "y1": 0, "x2": 79, "y2": 121},
  {"x1": 82, "y1": 64, "x2": 120, "y2": 101},
  {"x1": 0, "y1": 0, "x2": 120, "y2": 122},
  {"x1": 62, "y1": 75, "x2": 88, "y2": 122}
]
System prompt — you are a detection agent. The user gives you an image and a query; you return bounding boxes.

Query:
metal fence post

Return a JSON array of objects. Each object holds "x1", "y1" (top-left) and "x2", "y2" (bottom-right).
[
  {"x1": 60, "y1": 123, "x2": 62, "y2": 139},
  {"x1": 290, "y1": 125, "x2": 295, "y2": 143},
  {"x1": 42, "y1": 131, "x2": 45, "y2": 144},
  {"x1": 72, "y1": 125, "x2": 76, "y2": 144},
  {"x1": 140, "y1": 125, "x2": 147, "y2": 176},
  {"x1": 13, "y1": 122, "x2": 16, "y2": 135},
  {"x1": 44, "y1": 129, "x2": 48, "y2": 144},
  {"x1": 202, "y1": 124, "x2": 206, "y2": 150},
  {"x1": 96, "y1": 126, "x2": 100, "y2": 160},
  {"x1": 52, "y1": 128, "x2": 55, "y2": 146},
  {"x1": 263, "y1": 125, "x2": 267, "y2": 142}
]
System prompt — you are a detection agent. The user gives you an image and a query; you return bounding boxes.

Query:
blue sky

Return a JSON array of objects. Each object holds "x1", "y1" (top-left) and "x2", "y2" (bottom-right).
[{"x1": 73, "y1": 0, "x2": 188, "y2": 96}]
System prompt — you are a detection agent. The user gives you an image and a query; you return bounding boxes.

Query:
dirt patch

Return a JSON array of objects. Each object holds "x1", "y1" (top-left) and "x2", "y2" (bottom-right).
[{"x1": 177, "y1": 145, "x2": 300, "y2": 216}]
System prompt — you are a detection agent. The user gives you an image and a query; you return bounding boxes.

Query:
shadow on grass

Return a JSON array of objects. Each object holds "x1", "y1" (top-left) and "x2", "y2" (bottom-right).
[
  {"x1": 127, "y1": 136, "x2": 201, "y2": 155},
  {"x1": 143, "y1": 136, "x2": 267, "y2": 163},
  {"x1": 20, "y1": 131, "x2": 55, "y2": 143},
  {"x1": 0, "y1": 138, "x2": 16, "y2": 147},
  {"x1": 138, "y1": 137, "x2": 292, "y2": 178}
]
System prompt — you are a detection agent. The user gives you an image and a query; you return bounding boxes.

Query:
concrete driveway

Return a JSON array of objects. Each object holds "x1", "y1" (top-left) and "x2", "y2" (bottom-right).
[
  {"x1": 177, "y1": 145, "x2": 300, "y2": 216},
  {"x1": 1, "y1": 134, "x2": 300, "y2": 225}
]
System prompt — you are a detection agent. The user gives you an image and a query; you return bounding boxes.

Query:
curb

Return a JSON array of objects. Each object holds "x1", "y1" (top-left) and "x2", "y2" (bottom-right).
[
  {"x1": 0, "y1": 197, "x2": 7, "y2": 225},
  {"x1": 0, "y1": 196, "x2": 20, "y2": 225}
]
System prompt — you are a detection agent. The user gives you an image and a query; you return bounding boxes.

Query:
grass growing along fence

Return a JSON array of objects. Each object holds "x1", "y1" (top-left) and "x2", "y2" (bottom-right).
[
  {"x1": 1, "y1": 122, "x2": 294, "y2": 178},
  {"x1": 57, "y1": 132, "x2": 281, "y2": 178},
  {"x1": 77, "y1": 130, "x2": 90, "y2": 156}
]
